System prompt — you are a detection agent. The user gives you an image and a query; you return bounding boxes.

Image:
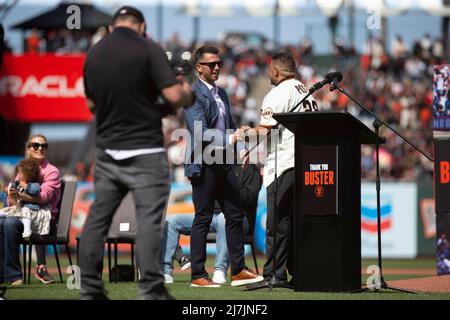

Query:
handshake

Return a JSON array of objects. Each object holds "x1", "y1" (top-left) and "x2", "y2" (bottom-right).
[
  {"x1": 231, "y1": 125, "x2": 252, "y2": 144},
  {"x1": 232, "y1": 125, "x2": 254, "y2": 169}
]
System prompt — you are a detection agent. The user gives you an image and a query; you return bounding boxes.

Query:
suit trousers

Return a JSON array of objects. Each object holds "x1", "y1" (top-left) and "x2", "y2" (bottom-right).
[{"x1": 190, "y1": 164, "x2": 246, "y2": 280}]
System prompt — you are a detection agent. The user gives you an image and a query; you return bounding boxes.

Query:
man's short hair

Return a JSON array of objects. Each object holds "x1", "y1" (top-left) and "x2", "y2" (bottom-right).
[
  {"x1": 112, "y1": 6, "x2": 145, "y2": 25},
  {"x1": 271, "y1": 52, "x2": 296, "y2": 75},
  {"x1": 194, "y1": 45, "x2": 219, "y2": 64}
]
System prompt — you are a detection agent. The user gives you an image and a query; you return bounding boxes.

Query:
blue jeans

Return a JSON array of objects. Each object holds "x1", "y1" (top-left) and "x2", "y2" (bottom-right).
[
  {"x1": 160, "y1": 213, "x2": 249, "y2": 276},
  {"x1": 0, "y1": 217, "x2": 23, "y2": 283}
]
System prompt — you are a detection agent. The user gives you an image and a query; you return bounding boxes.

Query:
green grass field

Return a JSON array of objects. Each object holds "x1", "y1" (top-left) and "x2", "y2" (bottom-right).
[{"x1": 3, "y1": 255, "x2": 450, "y2": 300}]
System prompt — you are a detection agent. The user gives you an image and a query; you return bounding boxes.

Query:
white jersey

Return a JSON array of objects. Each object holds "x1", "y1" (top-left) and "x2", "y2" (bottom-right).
[{"x1": 259, "y1": 78, "x2": 318, "y2": 187}]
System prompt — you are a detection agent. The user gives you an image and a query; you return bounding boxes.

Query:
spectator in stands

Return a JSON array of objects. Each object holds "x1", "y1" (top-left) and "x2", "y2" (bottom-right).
[{"x1": 26, "y1": 29, "x2": 40, "y2": 54}]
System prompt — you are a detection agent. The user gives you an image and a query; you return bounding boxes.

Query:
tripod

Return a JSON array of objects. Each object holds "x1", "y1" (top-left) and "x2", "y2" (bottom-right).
[{"x1": 331, "y1": 81, "x2": 433, "y2": 293}]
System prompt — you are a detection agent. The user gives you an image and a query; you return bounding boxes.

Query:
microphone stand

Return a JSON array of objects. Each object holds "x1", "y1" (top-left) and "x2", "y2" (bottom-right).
[
  {"x1": 331, "y1": 80, "x2": 433, "y2": 294},
  {"x1": 245, "y1": 127, "x2": 294, "y2": 291},
  {"x1": 245, "y1": 83, "x2": 318, "y2": 292}
]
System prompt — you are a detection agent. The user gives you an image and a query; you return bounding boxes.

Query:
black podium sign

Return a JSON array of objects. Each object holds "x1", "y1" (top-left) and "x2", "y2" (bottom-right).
[{"x1": 302, "y1": 146, "x2": 338, "y2": 215}]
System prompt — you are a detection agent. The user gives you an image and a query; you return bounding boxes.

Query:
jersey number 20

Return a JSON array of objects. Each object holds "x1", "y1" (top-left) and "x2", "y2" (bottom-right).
[{"x1": 303, "y1": 100, "x2": 318, "y2": 112}]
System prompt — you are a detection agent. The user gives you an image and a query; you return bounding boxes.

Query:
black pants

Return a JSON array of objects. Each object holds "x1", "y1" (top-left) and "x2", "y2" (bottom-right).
[
  {"x1": 190, "y1": 164, "x2": 245, "y2": 280},
  {"x1": 79, "y1": 149, "x2": 170, "y2": 299},
  {"x1": 263, "y1": 168, "x2": 295, "y2": 281}
]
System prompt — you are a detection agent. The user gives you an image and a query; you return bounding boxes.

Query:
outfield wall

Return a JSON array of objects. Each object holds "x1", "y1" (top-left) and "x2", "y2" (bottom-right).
[
  {"x1": 254, "y1": 182, "x2": 436, "y2": 258},
  {"x1": 0, "y1": 161, "x2": 437, "y2": 257}
]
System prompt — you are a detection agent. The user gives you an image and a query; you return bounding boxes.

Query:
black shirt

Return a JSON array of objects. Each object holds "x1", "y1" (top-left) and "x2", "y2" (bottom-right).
[{"x1": 83, "y1": 27, "x2": 177, "y2": 150}]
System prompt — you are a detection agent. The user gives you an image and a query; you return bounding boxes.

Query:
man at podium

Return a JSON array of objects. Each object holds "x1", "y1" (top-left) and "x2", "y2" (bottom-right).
[{"x1": 240, "y1": 52, "x2": 319, "y2": 284}]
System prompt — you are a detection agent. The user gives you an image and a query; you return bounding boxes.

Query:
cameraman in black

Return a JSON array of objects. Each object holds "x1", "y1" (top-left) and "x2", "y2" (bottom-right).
[{"x1": 80, "y1": 6, "x2": 194, "y2": 300}]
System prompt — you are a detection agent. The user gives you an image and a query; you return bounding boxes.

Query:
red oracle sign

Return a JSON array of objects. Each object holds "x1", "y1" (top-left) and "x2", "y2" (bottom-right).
[{"x1": 0, "y1": 54, "x2": 92, "y2": 122}]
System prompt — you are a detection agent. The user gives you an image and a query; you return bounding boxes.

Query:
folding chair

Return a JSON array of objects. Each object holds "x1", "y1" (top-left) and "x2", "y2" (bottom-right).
[
  {"x1": 22, "y1": 180, "x2": 77, "y2": 284},
  {"x1": 76, "y1": 192, "x2": 137, "y2": 282}
]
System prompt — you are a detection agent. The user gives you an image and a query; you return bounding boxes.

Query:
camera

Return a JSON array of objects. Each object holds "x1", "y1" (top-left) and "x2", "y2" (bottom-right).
[
  {"x1": 173, "y1": 60, "x2": 193, "y2": 77},
  {"x1": 7, "y1": 181, "x2": 24, "y2": 194},
  {"x1": 157, "y1": 60, "x2": 194, "y2": 117}
]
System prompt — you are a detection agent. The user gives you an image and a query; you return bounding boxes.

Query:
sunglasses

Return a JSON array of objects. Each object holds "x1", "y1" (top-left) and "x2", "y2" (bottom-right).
[
  {"x1": 28, "y1": 142, "x2": 49, "y2": 151},
  {"x1": 198, "y1": 61, "x2": 224, "y2": 69}
]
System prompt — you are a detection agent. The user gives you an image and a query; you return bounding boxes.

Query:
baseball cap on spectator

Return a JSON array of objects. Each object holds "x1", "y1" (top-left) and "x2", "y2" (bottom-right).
[{"x1": 112, "y1": 6, "x2": 145, "y2": 24}]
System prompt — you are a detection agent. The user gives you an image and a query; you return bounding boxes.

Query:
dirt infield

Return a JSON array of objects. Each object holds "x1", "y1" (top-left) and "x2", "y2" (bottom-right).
[
  {"x1": 389, "y1": 275, "x2": 450, "y2": 293},
  {"x1": 378, "y1": 268, "x2": 435, "y2": 275}
]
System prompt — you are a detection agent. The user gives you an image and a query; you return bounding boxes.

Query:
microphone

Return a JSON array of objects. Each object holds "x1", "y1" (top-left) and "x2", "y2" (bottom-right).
[{"x1": 309, "y1": 71, "x2": 343, "y2": 94}]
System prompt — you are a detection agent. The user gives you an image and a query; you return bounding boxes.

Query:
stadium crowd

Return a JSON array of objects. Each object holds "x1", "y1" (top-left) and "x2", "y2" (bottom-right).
[
  {"x1": 159, "y1": 33, "x2": 439, "y2": 183},
  {"x1": 7, "y1": 28, "x2": 440, "y2": 183}
]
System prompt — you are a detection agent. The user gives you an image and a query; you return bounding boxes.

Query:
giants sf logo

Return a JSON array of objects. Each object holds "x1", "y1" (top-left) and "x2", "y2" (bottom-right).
[{"x1": 315, "y1": 185, "x2": 324, "y2": 198}]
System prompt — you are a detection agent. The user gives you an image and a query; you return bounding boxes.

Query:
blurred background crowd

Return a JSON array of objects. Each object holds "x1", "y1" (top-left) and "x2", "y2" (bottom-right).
[
  {"x1": 11, "y1": 26, "x2": 438, "y2": 184},
  {"x1": 1, "y1": 0, "x2": 447, "y2": 185},
  {"x1": 158, "y1": 31, "x2": 437, "y2": 183}
]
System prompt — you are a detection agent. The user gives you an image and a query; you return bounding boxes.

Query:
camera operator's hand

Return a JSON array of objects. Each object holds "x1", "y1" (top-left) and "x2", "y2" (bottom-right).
[
  {"x1": 176, "y1": 74, "x2": 186, "y2": 84},
  {"x1": 181, "y1": 81, "x2": 195, "y2": 107},
  {"x1": 162, "y1": 80, "x2": 195, "y2": 110}
]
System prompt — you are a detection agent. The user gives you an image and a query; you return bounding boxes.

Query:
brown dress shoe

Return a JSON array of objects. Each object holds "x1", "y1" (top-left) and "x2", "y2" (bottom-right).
[
  {"x1": 231, "y1": 268, "x2": 264, "y2": 287},
  {"x1": 191, "y1": 277, "x2": 221, "y2": 288},
  {"x1": 10, "y1": 279, "x2": 22, "y2": 286}
]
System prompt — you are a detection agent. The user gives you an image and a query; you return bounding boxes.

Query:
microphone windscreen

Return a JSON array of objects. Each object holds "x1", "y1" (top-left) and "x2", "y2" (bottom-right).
[
  {"x1": 325, "y1": 71, "x2": 343, "y2": 82},
  {"x1": 333, "y1": 71, "x2": 343, "y2": 82}
]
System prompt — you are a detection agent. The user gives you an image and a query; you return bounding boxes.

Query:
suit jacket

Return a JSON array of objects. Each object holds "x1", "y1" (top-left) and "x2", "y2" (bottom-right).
[{"x1": 183, "y1": 79, "x2": 237, "y2": 177}]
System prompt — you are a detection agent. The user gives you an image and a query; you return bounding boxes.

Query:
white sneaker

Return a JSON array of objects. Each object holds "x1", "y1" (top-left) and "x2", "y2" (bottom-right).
[
  {"x1": 164, "y1": 274, "x2": 173, "y2": 284},
  {"x1": 212, "y1": 270, "x2": 227, "y2": 284}
]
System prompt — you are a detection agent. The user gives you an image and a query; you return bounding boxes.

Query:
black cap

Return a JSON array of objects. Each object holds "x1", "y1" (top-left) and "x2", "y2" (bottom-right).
[{"x1": 113, "y1": 6, "x2": 145, "y2": 24}]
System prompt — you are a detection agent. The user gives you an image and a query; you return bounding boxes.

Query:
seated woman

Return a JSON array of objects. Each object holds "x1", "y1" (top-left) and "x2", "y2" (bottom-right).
[
  {"x1": 0, "y1": 134, "x2": 61, "y2": 285},
  {"x1": 1, "y1": 158, "x2": 52, "y2": 239}
]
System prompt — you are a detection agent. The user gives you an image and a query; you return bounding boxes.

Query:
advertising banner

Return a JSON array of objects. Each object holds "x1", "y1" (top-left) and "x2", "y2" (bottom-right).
[
  {"x1": 0, "y1": 54, "x2": 91, "y2": 122},
  {"x1": 361, "y1": 183, "x2": 417, "y2": 258},
  {"x1": 433, "y1": 65, "x2": 450, "y2": 131},
  {"x1": 67, "y1": 181, "x2": 419, "y2": 258},
  {"x1": 437, "y1": 214, "x2": 450, "y2": 275}
]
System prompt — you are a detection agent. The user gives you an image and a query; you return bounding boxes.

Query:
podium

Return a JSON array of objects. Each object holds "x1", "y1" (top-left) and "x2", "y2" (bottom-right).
[{"x1": 273, "y1": 111, "x2": 384, "y2": 292}]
